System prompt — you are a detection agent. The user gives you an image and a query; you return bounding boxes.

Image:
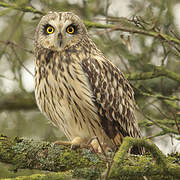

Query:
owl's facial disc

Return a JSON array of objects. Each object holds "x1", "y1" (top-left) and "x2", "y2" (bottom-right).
[{"x1": 35, "y1": 12, "x2": 87, "y2": 51}]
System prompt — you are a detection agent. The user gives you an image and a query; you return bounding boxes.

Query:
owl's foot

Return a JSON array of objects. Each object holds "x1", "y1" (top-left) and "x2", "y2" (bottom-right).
[
  {"x1": 54, "y1": 136, "x2": 90, "y2": 149},
  {"x1": 54, "y1": 136, "x2": 112, "y2": 154},
  {"x1": 88, "y1": 137, "x2": 112, "y2": 154},
  {"x1": 70, "y1": 137, "x2": 90, "y2": 149}
]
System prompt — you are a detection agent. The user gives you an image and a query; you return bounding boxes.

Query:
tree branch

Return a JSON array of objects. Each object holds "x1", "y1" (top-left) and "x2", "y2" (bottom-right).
[
  {"x1": 0, "y1": 92, "x2": 37, "y2": 111},
  {"x1": 0, "y1": 134, "x2": 104, "y2": 179},
  {"x1": 109, "y1": 137, "x2": 180, "y2": 179},
  {"x1": 125, "y1": 66, "x2": 180, "y2": 83},
  {"x1": 139, "y1": 118, "x2": 180, "y2": 128},
  {"x1": 0, "y1": 2, "x2": 44, "y2": 15},
  {"x1": 3, "y1": 171, "x2": 72, "y2": 180},
  {"x1": 0, "y1": 135, "x2": 179, "y2": 179},
  {"x1": 0, "y1": 2, "x2": 179, "y2": 46},
  {"x1": 0, "y1": 134, "x2": 105, "y2": 171}
]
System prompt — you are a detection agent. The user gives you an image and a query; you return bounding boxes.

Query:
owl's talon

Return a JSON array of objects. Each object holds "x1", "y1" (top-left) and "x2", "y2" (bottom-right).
[
  {"x1": 90, "y1": 138, "x2": 112, "y2": 154},
  {"x1": 54, "y1": 137, "x2": 91, "y2": 150},
  {"x1": 53, "y1": 138, "x2": 111, "y2": 153},
  {"x1": 70, "y1": 136, "x2": 89, "y2": 150},
  {"x1": 53, "y1": 140, "x2": 72, "y2": 146},
  {"x1": 70, "y1": 144, "x2": 80, "y2": 150}
]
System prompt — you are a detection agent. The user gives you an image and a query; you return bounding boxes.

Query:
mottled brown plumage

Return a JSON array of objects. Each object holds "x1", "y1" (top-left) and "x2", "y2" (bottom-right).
[{"x1": 34, "y1": 12, "x2": 143, "y2": 154}]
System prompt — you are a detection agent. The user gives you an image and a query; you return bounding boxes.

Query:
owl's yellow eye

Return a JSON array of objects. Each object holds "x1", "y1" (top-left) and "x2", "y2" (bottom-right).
[
  {"x1": 46, "y1": 26, "x2": 55, "y2": 34},
  {"x1": 66, "y1": 25, "x2": 75, "y2": 34}
]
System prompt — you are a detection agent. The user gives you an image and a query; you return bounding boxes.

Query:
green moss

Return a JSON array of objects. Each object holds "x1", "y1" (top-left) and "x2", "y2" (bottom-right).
[
  {"x1": 109, "y1": 137, "x2": 180, "y2": 179},
  {"x1": 3, "y1": 172, "x2": 72, "y2": 180},
  {"x1": 58, "y1": 148, "x2": 104, "y2": 171},
  {"x1": 72, "y1": 167, "x2": 101, "y2": 180},
  {"x1": 0, "y1": 134, "x2": 105, "y2": 173}
]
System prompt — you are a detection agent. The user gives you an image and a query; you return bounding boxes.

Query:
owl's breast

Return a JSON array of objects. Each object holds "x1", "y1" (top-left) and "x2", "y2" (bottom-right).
[{"x1": 34, "y1": 54, "x2": 104, "y2": 140}]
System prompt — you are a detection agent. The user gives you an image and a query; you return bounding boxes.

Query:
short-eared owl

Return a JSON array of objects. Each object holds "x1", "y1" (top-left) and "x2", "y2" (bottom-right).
[{"x1": 34, "y1": 12, "x2": 143, "y2": 154}]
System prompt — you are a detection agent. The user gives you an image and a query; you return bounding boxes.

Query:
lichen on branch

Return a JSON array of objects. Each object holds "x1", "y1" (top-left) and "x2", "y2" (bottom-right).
[{"x1": 0, "y1": 135, "x2": 179, "y2": 179}]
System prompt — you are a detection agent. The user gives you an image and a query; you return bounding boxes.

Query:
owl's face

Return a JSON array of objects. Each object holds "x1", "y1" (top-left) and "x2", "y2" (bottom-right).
[{"x1": 35, "y1": 12, "x2": 88, "y2": 51}]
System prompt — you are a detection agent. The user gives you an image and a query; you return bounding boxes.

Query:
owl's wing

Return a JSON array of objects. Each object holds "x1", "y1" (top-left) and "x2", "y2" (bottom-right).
[{"x1": 81, "y1": 57, "x2": 142, "y2": 152}]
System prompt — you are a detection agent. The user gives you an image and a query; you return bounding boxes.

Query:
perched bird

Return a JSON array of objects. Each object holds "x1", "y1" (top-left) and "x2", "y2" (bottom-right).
[{"x1": 34, "y1": 12, "x2": 143, "y2": 154}]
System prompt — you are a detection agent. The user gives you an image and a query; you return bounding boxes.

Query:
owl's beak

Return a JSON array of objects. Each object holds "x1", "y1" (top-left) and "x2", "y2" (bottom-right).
[{"x1": 58, "y1": 33, "x2": 62, "y2": 46}]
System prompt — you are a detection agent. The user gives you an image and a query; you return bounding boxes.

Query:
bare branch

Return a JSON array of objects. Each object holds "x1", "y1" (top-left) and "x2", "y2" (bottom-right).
[
  {"x1": 0, "y1": 2, "x2": 44, "y2": 15},
  {"x1": 0, "y1": 92, "x2": 37, "y2": 111}
]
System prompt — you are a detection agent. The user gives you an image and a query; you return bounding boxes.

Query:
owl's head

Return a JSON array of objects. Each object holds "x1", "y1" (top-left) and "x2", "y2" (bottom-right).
[{"x1": 35, "y1": 12, "x2": 88, "y2": 51}]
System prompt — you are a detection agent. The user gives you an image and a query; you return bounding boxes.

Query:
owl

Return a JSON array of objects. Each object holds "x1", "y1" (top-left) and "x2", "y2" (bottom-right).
[{"x1": 34, "y1": 12, "x2": 143, "y2": 154}]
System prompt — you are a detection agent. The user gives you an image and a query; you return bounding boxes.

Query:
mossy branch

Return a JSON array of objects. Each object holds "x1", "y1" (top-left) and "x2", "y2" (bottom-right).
[
  {"x1": 139, "y1": 119, "x2": 180, "y2": 128},
  {"x1": 0, "y1": 134, "x2": 105, "y2": 179},
  {"x1": 0, "y1": 134, "x2": 105, "y2": 172},
  {"x1": 109, "y1": 137, "x2": 180, "y2": 179},
  {"x1": 3, "y1": 171, "x2": 72, "y2": 180},
  {"x1": 0, "y1": 2, "x2": 180, "y2": 45},
  {"x1": 0, "y1": 2, "x2": 44, "y2": 15},
  {"x1": 0, "y1": 135, "x2": 179, "y2": 179},
  {"x1": 125, "y1": 65, "x2": 180, "y2": 83}
]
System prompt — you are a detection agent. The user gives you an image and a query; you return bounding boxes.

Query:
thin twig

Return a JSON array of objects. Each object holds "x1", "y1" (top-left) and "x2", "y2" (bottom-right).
[
  {"x1": 0, "y1": 40, "x2": 34, "y2": 54},
  {"x1": 151, "y1": 104, "x2": 171, "y2": 119},
  {"x1": 172, "y1": 113, "x2": 180, "y2": 135},
  {"x1": 11, "y1": 46, "x2": 34, "y2": 77}
]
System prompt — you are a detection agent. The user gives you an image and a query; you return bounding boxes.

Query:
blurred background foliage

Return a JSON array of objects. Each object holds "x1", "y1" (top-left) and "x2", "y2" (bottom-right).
[{"x1": 0, "y1": 0, "x2": 180, "y2": 178}]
